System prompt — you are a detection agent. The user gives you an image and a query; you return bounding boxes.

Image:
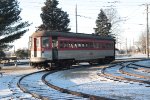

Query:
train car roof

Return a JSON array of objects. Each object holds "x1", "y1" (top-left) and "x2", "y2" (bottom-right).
[{"x1": 31, "y1": 30, "x2": 115, "y2": 41}]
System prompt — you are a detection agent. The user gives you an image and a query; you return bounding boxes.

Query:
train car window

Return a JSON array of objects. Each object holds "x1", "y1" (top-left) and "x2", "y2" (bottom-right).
[
  {"x1": 93, "y1": 42, "x2": 96, "y2": 48},
  {"x1": 89, "y1": 42, "x2": 93, "y2": 48},
  {"x1": 82, "y1": 43, "x2": 85, "y2": 48},
  {"x1": 102, "y1": 44, "x2": 105, "y2": 49},
  {"x1": 70, "y1": 43, "x2": 74, "y2": 48},
  {"x1": 36, "y1": 38, "x2": 40, "y2": 48},
  {"x1": 106, "y1": 43, "x2": 112, "y2": 49},
  {"x1": 105, "y1": 43, "x2": 108, "y2": 49},
  {"x1": 29, "y1": 37, "x2": 32, "y2": 49},
  {"x1": 110, "y1": 43, "x2": 113, "y2": 49},
  {"x1": 74, "y1": 42, "x2": 77, "y2": 48},
  {"x1": 68, "y1": 43, "x2": 72, "y2": 48},
  {"x1": 94, "y1": 42, "x2": 99, "y2": 48},
  {"x1": 66, "y1": 42, "x2": 69, "y2": 48},
  {"x1": 87, "y1": 43, "x2": 90, "y2": 48},
  {"x1": 42, "y1": 37, "x2": 49, "y2": 48},
  {"x1": 63, "y1": 42, "x2": 67, "y2": 48},
  {"x1": 86, "y1": 43, "x2": 88, "y2": 48},
  {"x1": 99, "y1": 43, "x2": 102, "y2": 49},
  {"x1": 81, "y1": 43, "x2": 83, "y2": 48},
  {"x1": 78, "y1": 43, "x2": 82, "y2": 48},
  {"x1": 60, "y1": 41, "x2": 64, "y2": 48},
  {"x1": 32, "y1": 38, "x2": 34, "y2": 48},
  {"x1": 109, "y1": 43, "x2": 112, "y2": 49},
  {"x1": 52, "y1": 40, "x2": 58, "y2": 48},
  {"x1": 72, "y1": 42, "x2": 75, "y2": 48},
  {"x1": 84, "y1": 43, "x2": 87, "y2": 48}
]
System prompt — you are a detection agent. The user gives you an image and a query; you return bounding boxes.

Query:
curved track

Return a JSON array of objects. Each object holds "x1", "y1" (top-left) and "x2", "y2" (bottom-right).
[
  {"x1": 99, "y1": 60, "x2": 150, "y2": 87},
  {"x1": 120, "y1": 63, "x2": 150, "y2": 79},
  {"x1": 17, "y1": 59, "x2": 150, "y2": 100},
  {"x1": 18, "y1": 66, "x2": 114, "y2": 100},
  {"x1": 18, "y1": 70, "x2": 89, "y2": 100},
  {"x1": 42, "y1": 70, "x2": 113, "y2": 100}
]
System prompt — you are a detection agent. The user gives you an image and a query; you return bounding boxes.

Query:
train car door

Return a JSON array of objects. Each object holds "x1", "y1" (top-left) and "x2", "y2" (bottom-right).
[
  {"x1": 34, "y1": 38, "x2": 37, "y2": 57},
  {"x1": 52, "y1": 37, "x2": 58, "y2": 60},
  {"x1": 33, "y1": 37, "x2": 41, "y2": 57}
]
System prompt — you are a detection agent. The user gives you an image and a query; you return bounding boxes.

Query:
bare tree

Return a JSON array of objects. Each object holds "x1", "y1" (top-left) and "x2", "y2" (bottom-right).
[
  {"x1": 138, "y1": 32, "x2": 146, "y2": 54},
  {"x1": 104, "y1": 7, "x2": 123, "y2": 37}
]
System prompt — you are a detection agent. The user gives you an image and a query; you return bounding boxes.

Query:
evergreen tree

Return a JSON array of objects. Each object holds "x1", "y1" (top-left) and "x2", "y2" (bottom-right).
[
  {"x1": 39, "y1": 0, "x2": 70, "y2": 31},
  {"x1": 0, "y1": 50, "x2": 6, "y2": 58},
  {"x1": 15, "y1": 49, "x2": 29, "y2": 58},
  {"x1": 0, "y1": 0, "x2": 30, "y2": 49},
  {"x1": 94, "y1": 9, "x2": 111, "y2": 36}
]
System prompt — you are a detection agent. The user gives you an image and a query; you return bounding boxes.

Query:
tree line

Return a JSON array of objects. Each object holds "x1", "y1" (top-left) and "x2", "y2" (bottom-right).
[{"x1": 0, "y1": 0, "x2": 119, "y2": 57}]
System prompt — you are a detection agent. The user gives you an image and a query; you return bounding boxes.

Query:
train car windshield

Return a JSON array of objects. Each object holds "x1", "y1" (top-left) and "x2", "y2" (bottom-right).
[{"x1": 42, "y1": 37, "x2": 50, "y2": 48}]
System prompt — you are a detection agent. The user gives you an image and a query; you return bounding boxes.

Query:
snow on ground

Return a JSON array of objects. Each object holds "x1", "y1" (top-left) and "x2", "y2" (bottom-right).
[
  {"x1": 46, "y1": 63, "x2": 150, "y2": 100},
  {"x1": 0, "y1": 65, "x2": 38, "y2": 100},
  {"x1": 116, "y1": 53, "x2": 147, "y2": 59},
  {"x1": 20, "y1": 71, "x2": 87, "y2": 100},
  {"x1": 134, "y1": 60, "x2": 150, "y2": 67},
  {"x1": 0, "y1": 55, "x2": 150, "y2": 100}
]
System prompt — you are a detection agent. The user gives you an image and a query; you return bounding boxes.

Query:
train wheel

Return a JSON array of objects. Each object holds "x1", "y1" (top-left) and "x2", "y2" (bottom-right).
[
  {"x1": 98, "y1": 60, "x2": 104, "y2": 64},
  {"x1": 89, "y1": 62, "x2": 93, "y2": 65},
  {"x1": 30, "y1": 63, "x2": 36, "y2": 68},
  {"x1": 43, "y1": 63, "x2": 51, "y2": 70}
]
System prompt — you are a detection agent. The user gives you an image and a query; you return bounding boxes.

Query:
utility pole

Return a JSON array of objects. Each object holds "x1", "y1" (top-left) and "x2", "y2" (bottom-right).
[
  {"x1": 126, "y1": 38, "x2": 128, "y2": 54},
  {"x1": 146, "y1": 4, "x2": 149, "y2": 58},
  {"x1": 75, "y1": 4, "x2": 78, "y2": 33},
  {"x1": 75, "y1": 4, "x2": 91, "y2": 33},
  {"x1": 140, "y1": 4, "x2": 150, "y2": 58},
  {"x1": 14, "y1": 45, "x2": 15, "y2": 56}
]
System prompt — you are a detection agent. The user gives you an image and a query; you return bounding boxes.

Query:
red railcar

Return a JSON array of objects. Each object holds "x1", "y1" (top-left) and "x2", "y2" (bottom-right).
[{"x1": 29, "y1": 31, "x2": 115, "y2": 70}]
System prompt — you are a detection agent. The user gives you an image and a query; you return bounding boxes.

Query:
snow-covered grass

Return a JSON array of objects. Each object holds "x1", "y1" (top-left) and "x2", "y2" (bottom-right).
[
  {"x1": 46, "y1": 63, "x2": 150, "y2": 100},
  {"x1": 134, "y1": 60, "x2": 150, "y2": 67},
  {"x1": 0, "y1": 55, "x2": 150, "y2": 100},
  {"x1": 0, "y1": 66, "x2": 37, "y2": 99},
  {"x1": 20, "y1": 71, "x2": 86, "y2": 100},
  {"x1": 116, "y1": 53, "x2": 147, "y2": 59}
]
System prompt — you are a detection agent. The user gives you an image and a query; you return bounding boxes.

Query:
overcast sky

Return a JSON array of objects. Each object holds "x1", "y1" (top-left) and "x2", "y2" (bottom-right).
[{"x1": 14, "y1": 0, "x2": 150, "y2": 50}]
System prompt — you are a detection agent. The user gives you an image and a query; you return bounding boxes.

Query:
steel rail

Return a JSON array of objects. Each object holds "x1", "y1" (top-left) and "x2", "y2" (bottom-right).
[
  {"x1": 99, "y1": 59, "x2": 150, "y2": 86},
  {"x1": 42, "y1": 69, "x2": 114, "y2": 100}
]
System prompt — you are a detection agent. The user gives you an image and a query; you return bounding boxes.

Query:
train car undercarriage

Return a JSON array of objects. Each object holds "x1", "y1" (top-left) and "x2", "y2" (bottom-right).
[{"x1": 30, "y1": 56, "x2": 115, "y2": 70}]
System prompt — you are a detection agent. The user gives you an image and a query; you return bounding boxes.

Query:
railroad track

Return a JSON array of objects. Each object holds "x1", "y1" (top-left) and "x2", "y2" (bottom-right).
[
  {"x1": 99, "y1": 59, "x2": 150, "y2": 87},
  {"x1": 17, "y1": 59, "x2": 150, "y2": 100},
  {"x1": 0, "y1": 74, "x2": 36, "y2": 100},
  {"x1": 18, "y1": 70, "x2": 89, "y2": 100},
  {"x1": 128, "y1": 63, "x2": 150, "y2": 73},
  {"x1": 17, "y1": 66, "x2": 113, "y2": 100},
  {"x1": 0, "y1": 67, "x2": 37, "y2": 100},
  {"x1": 42, "y1": 70, "x2": 113, "y2": 100},
  {"x1": 120, "y1": 63, "x2": 150, "y2": 79}
]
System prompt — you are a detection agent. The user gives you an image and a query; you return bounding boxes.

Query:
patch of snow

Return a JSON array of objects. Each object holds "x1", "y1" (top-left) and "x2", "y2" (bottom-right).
[
  {"x1": 0, "y1": 66, "x2": 37, "y2": 99},
  {"x1": 46, "y1": 64, "x2": 150, "y2": 100},
  {"x1": 116, "y1": 53, "x2": 147, "y2": 59}
]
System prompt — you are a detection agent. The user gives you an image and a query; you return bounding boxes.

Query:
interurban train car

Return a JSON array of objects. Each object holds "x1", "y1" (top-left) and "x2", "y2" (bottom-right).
[{"x1": 29, "y1": 31, "x2": 115, "y2": 70}]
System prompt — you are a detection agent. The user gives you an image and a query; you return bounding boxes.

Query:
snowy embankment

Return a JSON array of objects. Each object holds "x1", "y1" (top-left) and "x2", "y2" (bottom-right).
[
  {"x1": 0, "y1": 55, "x2": 149, "y2": 100},
  {"x1": 115, "y1": 53, "x2": 147, "y2": 59},
  {"x1": 19, "y1": 71, "x2": 86, "y2": 100},
  {"x1": 46, "y1": 62, "x2": 150, "y2": 100},
  {"x1": 0, "y1": 66, "x2": 38, "y2": 100}
]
